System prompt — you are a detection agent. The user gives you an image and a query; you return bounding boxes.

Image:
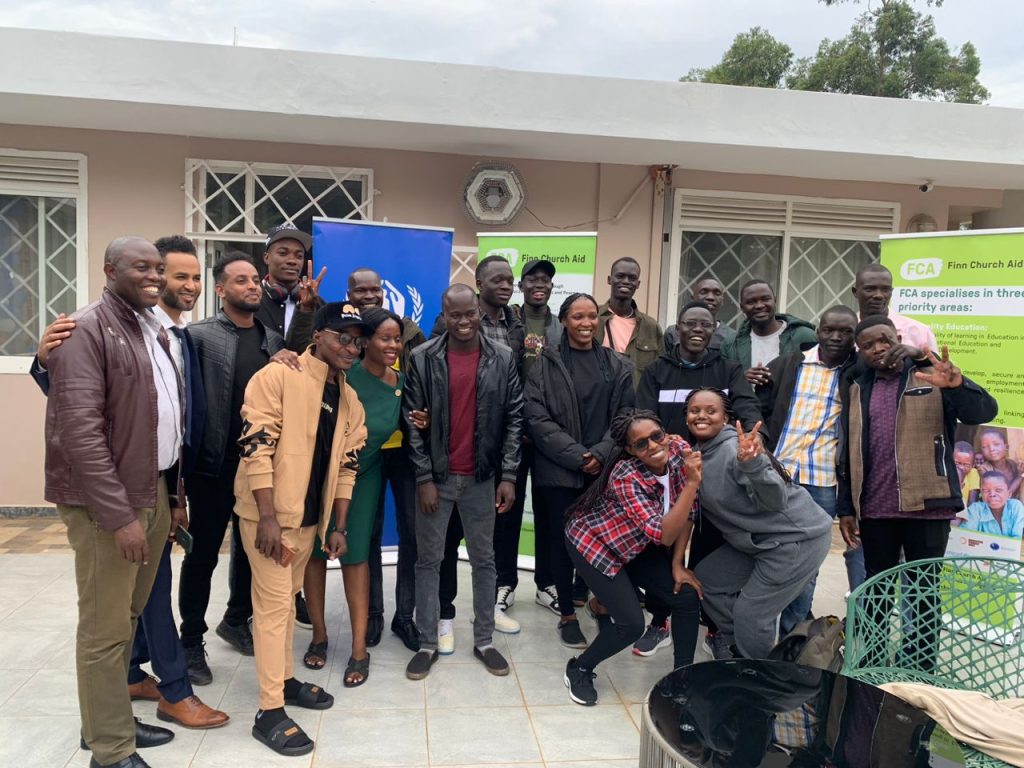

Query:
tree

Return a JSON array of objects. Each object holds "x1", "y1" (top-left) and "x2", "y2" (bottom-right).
[{"x1": 683, "y1": 0, "x2": 989, "y2": 104}]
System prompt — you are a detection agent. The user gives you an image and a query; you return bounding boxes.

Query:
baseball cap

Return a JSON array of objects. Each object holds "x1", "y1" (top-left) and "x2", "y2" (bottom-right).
[
  {"x1": 314, "y1": 302, "x2": 366, "y2": 333},
  {"x1": 265, "y1": 224, "x2": 312, "y2": 251},
  {"x1": 521, "y1": 259, "x2": 556, "y2": 278}
]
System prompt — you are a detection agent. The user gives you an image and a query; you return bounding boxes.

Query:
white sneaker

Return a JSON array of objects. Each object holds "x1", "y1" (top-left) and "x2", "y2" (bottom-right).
[
  {"x1": 535, "y1": 585, "x2": 560, "y2": 616},
  {"x1": 438, "y1": 619, "x2": 455, "y2": 655},
  {"x1": 494, "y1": 606, "x2": 521, "y2": 635},
  {"x1": 496, "y1": 585, "x2": 515, "y2": 612}
]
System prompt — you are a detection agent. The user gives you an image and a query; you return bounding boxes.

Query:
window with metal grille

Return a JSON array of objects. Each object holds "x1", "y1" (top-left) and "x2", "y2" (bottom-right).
[{"x1": 0, "y1": 151, "x2": 87, "y2": 372}]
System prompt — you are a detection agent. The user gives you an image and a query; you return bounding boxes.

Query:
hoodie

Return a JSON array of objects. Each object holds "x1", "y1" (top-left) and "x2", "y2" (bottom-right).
[
  {"x1": 694, "y1": 425, "x2": 833, "y2": 556},
  {"x1": 636, "y1": 348, "x2": 767, "y2": 443},
  {"x1": 720, "y1": 313, "x2": 818, "y2": 369}
]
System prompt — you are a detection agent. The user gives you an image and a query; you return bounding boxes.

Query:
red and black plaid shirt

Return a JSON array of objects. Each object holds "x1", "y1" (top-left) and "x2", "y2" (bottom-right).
[{"x1": 567, "y1": 436, "x2": 697, "y2": 577}]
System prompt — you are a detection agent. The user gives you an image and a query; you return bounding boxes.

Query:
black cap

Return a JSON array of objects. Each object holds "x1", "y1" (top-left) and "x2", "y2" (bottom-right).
[
  {"x1": 314, "y1": 302, "x2": 366, "y2": 333},
  {"x1": 265, "y1": 224, "x2": 312, "y2": 251},
  {"x1": 521, "y1": 259, "x2": 556, "y2": 278}
]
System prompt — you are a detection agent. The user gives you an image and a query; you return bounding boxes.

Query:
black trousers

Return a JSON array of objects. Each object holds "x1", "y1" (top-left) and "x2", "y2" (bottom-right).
[
  {"x1": 857, "y1": 517, "x2": 951, "y2": 672},
  {"x1": 369, "y1": 447, "x2": 419, "y2": 622},
  {"x1": 537, "y1": 484, "x2": 590, "y2": 619},
  {"x1": 648, "y1": 514, "x2": 725, "y2": 629},
  {"x1": 569, "y1": 542, "x2": 700, "y2": 671},
  {"x1": 179, "y1": 459, "x2": 252, "y2": 647}
]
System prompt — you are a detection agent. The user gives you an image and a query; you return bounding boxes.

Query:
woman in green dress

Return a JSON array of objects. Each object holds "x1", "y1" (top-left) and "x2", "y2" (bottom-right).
[{"x1": 303, "y1": 308, "x2": 406, "y2": 686}]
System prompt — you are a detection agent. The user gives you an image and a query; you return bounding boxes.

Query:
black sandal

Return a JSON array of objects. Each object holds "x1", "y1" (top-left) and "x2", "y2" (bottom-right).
[
  {"x1": 344, "y1": 654, "x2": 371, "y2": 688},
  {"x1": 284, "y1": 681, "x2": 334, "y2": 710},
  {"x1": 303, "y1": 640, "x2": 328, "y2": 670},
  {"x1": 252, "y1": 717, "x2": 313, "y2": 756}
]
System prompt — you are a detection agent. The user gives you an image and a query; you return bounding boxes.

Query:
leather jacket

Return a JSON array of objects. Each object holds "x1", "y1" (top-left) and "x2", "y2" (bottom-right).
[
  {"x1": 187, "y1": 311, "x2": 285, "y2": 477},
  {"x1": 44, "y1": 288, "x2": 185, "y2": 530},
  {"x1": 404, "y1": 332, "x2": 523, "y2": 485}
]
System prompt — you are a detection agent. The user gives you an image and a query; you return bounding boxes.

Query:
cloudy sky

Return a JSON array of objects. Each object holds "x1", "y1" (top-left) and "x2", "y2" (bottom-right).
[{"x1": 2, "y1": 0, "x2": 1021, "y2": 107}]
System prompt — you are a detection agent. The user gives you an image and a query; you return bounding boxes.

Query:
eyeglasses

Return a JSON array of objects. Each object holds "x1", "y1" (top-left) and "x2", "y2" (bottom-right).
[
  {"x1": 631, "y1": 429, "x2": 666, "y2": 452},
  {"x1": 679, "y1": 320, "x2": 715, "y2": 331},
  {"x1": 321, "y1": 329, "x2": 367, "y2": 349}
]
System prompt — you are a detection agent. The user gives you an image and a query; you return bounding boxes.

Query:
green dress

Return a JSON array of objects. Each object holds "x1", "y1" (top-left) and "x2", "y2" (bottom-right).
[{"x1": 315, "y1": 361, "x2": 405, "y2": 564}]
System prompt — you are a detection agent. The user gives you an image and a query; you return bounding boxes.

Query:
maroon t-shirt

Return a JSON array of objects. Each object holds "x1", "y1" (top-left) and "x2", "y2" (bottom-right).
[{"x1": 447, "y1": 347, "x2": 480, "y2": 476}]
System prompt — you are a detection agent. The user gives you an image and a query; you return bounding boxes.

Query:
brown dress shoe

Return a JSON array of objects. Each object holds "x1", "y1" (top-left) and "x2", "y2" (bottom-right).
[
  {"x1": 156, "y1": 696, "x2": 230, "y2": 729},
  {"x1": 128, "y1": 675, "x2": 161, "y2": 702}
]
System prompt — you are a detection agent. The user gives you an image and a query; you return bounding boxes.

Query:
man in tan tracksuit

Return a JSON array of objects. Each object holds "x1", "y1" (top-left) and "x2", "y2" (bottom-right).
[{"x1": 235, "y1": 301, "x2": 367, "y2": 757}]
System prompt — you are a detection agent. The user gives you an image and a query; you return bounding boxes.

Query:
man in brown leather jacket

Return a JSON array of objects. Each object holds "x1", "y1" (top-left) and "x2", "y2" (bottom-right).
[{"x1": 44, "y1": 236, "x2": 186, "y2": 768}]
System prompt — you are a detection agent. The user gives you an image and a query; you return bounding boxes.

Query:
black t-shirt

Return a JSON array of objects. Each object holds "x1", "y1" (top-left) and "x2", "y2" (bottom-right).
[
  {"x1": 303, "y1": 380, "x2": 340, "y2": 528},
  {"x1": 567, "y1": 348, "x2": 612, "y2": 450},
  {"x1": 227, "y1": 324, "x2": 268, "y2": 458}
]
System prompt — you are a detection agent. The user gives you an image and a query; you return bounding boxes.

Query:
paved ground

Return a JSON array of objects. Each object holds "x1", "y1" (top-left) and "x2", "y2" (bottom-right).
[{"x1": 0, "y1": 517, "x2": 850, "y2": 768}]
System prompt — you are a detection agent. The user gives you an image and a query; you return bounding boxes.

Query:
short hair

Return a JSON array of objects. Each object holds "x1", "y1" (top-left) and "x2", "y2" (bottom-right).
[
  {"x1": 348, "y1": 266, "x2": 380, "y2": 287},
  {"x1": 677, "y1": 300, "x2": 713, "y2": 322},
  {"x1": 855, "y1": 263, "x2": 892, "y2": 282},
  {"x1": 854, "y1": 314, "x2": 896, "y2": 338},
  {"x1": 953, "y1": 441, "x2": 974, "y2": 455},
  {"x1": 154, "y1": 235, "x2": 197, "y2": 258},
  {"x1": 980, "y1": 470, "x2": 1008, "y2": 485},
  {"x1": 979, "y1": 428, "x2": 1008, "y2": 444},
  {"x1": 476, "y1": 255, "x2": 511, "y2": 279},
  {"x1": 442, "y1": 282, "x2": 476, "y2": 304},
  {"x1": 213, "y1": 251, "x2": 256, "y2": 284},
  {"x1": 820, "y1": 305, "x2": 858, "y2": 324},
  {"x1": 103, "y1": 236, "x2": 150, "y2": 266},
  {"x1": 690, "y1": 275, "x2": 722, "y2": 292},
  {"x1": 610, "y1": 256, "x2": 641, "y2": 274},
  {"x1": 739, "y1": 278, "x2": 774, "y2": 298},
  {"x1": 361, "y1": 307, "x2": 404, "y2": 337}
]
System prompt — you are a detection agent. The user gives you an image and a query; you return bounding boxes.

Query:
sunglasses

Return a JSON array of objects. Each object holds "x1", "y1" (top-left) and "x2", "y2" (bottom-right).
[
  {"x1": 321, "y1": 329, "x2": 367, "y2": 350},
  {"x1": 631, "y1": 429, "x2": 666, "y2": 452}
]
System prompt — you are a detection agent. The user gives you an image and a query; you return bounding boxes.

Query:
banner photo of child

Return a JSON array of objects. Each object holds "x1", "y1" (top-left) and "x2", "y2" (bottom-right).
[{"x1": 953, "y1": 471, "x2": 1024, "y2": 538}]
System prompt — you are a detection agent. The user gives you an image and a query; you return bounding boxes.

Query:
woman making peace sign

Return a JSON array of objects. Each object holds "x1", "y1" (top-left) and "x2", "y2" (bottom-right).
[{"x1": 684, "y1": 388, "x2": 833, "y2": 660}]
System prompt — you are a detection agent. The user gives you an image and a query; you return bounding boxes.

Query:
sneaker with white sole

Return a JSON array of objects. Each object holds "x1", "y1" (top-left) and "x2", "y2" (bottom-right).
[
  {"x1": 496, "y1": 585, "x2": 515, "y2": 612},
  {"x1": 564, "y1": 657, "x2": 598, "y2": 706},
  {"x1": 534, "y1": 585, "x2": 560, "y2": 615},
  {"x1": 632, "y1": 622, "x2": 671, "y2": 657},
  {"x1": 710, "y1": 631, "x2": 735, "y2": 660},
  {"x1": 494, "y1": 606, "x2": 521, "y2": 634},
  {"x1": 438, "y1": 619, "x2": 455, "y2": 655},
  {"x1": 558, "y1": 619, "x2": 588, "y2": 649}
]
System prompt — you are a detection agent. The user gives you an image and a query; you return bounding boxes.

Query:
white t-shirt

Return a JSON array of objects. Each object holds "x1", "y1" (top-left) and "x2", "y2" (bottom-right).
[
  {"x1": 749, "y1": 320, "x2": 787, "y2": 366},
  {"x1": 656, "y1": 472, "x2": 671, "y2": 515}
]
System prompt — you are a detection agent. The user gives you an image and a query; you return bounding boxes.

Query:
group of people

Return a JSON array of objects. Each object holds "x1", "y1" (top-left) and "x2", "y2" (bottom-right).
[{"x1": 36, "y1": 225, "x2": 999, "y2": 765}]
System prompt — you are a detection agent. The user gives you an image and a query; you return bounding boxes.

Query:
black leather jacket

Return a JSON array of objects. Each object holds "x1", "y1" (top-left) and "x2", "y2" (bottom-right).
[
  {"x1": 404, "y1": 332, "x2": 524, "y2": 485},
  {"x1": 188, "y1": 311, "x2": 285, "y2": 477}
]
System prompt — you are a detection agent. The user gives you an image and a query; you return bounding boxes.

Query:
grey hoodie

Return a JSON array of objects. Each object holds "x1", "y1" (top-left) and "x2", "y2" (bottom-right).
[{"x1": 695, "y1": 425, "x2": 832, "y2": 556}]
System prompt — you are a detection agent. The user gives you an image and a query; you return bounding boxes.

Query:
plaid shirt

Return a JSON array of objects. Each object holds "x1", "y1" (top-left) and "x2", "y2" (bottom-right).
[
  {"x1": 479, "y1": 305, "x2": 515, "y2": 349},
  {"x1": 567, "y1": 436, "x2": 697, "y2": 577},
  {"x1": 775, "y1": 346, "x2": 842, "y2": 487}
]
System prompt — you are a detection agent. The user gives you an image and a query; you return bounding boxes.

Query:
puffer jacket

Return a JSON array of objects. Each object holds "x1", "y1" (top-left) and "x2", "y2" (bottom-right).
[
  {"x1": 404, "y1": 332, "x2": 523, "y2": 485},
  {"x1": 720, "y1": 313, "x2": 818, "y2": 369},
  {"x1": 524, "y1": 341, "x2": 635, "y2": 489}
]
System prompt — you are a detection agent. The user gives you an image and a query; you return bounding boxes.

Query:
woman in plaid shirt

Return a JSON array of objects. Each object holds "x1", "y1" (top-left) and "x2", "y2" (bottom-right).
[{"x1": 562, "y1": 409, "x2": 703, "y2": 706}]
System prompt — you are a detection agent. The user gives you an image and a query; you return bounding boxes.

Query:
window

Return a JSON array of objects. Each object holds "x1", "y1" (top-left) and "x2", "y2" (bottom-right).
[
  {"x1": 0, "y1": 151, "x2": 87, "y2": 372},
  {"x1": 665, "y1": 190, "x2": 897, "y2": 329}
]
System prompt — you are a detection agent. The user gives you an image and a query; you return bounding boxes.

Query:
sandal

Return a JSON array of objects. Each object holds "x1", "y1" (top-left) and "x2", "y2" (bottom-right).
[
  {"x1": 303, "y1": 640, "x2": 328, "y2": 670},
  {"x1": 284, "y1": 680, "x2": 334, "y2": 710},
  {"x1": 252, "y1": 717, "x2": 314, "y2": 756},
  {"x1": 344, "y1": 653, "x2": 371, "y2": 688}
]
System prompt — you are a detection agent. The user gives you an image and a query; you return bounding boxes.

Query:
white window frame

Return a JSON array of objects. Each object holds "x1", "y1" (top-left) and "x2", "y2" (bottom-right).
[
  {"x1": 662, "y1": 188, "x2": 900, "y2": 328},
  {"x1": 0, "y1": 149, "x2": 88, "y2": 374}
]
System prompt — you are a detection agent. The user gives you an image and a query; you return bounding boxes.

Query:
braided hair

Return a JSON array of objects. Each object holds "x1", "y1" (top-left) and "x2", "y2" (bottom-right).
[
  {"x1": 558, "y1": 292, "x2": 599, "y2": 321},
  {"x1": 567, "y1": 409, "x2": 664, "y2": 518},
  {"x1": 683, "y1": 387, "x2": 792, "y2": 483}
]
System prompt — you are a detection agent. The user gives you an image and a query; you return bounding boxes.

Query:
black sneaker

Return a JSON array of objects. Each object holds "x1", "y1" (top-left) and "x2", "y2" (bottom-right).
[
  {"x1": 558, "y1": 619, "x2": 588, "y2": 649},
  {"x1": 405, "y1": 650, "x2": 439, "y2": 680},
  {"x1": 216, "y1": 619, "x2": 255, "y2": 656},
  {"x1": 184, "y1": 643, "x2": 212, "y2": 686},
  {"x1": 295, "y1": 593, "x2": 312, "y2": 630},
  {"x1": 564, "y1": 657, "x2": 598, "y2": 706}
]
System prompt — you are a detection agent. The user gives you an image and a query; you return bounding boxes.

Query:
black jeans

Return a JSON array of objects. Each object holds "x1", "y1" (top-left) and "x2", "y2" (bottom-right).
[
  {"x1": 857, "y1": 517, "x2": 950, "y2": 672},
  {"x1": 537, "y1": 484, "x2": 589, "y2": 619},
  {"x1": 494, "y1": 443, "x2": 552, "y2": 590},
  {"x1": 369, "y1": 447, "x2": 419, "y2": 622},
  {"x1": 179, "y1": 460, "x2": 252, "y2": 647},
  {"x1": 569, "y1": 541, "x2": 699, "y2": 671}
]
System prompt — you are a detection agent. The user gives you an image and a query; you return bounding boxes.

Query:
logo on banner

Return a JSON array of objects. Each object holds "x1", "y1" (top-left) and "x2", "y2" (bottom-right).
[
  {"x1": 382, "y1": 279, "x2": 424, "y2": 324},
  {"x1": 900, "y1": 258, "x2": 943, "y2": 281},
  {"x1": 485, "y1": 248, "x2": 520, "y2": 268}
]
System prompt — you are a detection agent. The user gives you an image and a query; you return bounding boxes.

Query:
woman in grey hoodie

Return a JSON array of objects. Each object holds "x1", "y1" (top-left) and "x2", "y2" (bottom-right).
[{"x1": 686, "y1": 387, "x2": 832, "y2": 659}]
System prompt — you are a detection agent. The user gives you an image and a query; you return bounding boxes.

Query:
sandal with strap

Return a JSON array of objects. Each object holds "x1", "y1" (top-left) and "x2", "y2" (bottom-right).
[
  {"x1": 343, "y1": 654, "x2": 371, "y2": 688},
  {"x1": 303, "y1": 640, "x2": 328, "y2": 670},
  {"x1": 252, "y1": 717, "x2": 314, "y2": 756},
  {"x1": 284, "y1": 681, "x2": 335, "y2": 710}
]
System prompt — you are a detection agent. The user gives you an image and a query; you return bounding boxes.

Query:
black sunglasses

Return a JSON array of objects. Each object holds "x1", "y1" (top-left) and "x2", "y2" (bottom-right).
[{"x1": 631, "y1": 429, "x2": 666, "y2": 452}]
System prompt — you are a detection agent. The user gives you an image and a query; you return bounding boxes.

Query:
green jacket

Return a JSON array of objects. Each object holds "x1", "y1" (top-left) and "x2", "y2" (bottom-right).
[
  {"x1": 720, "y1": 313, "x2": 817, "y2": 369},
  {"x1": 596, "y1": 301, "x2": 663, "y2": 389}
]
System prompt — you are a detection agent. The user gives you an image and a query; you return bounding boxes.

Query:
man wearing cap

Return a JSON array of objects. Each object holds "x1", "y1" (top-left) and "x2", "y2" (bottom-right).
[
  {"x1": 236, "y1": 301, "x2": 368, "y2": 756},
  {"x1": 257, "y1": 224, "x2": 326, "y2": 353}
]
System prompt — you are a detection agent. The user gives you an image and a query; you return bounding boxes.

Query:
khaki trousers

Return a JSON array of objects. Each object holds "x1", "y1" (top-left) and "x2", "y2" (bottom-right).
[
  {"x1": 240, "y1": 519, "x2": 317, "y2": 710},
  {"x1": 59, "y1": 476, "x2": 170, "y2": 765}
]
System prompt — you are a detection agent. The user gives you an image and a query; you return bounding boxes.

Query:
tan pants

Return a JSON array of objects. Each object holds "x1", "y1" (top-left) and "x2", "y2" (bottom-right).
[
  {"x1": 240, "y1": 519, "x2": 317, "y2": 710},
  {"x1": 59, "y1": 476, "x2": 170, "y2": 765}
]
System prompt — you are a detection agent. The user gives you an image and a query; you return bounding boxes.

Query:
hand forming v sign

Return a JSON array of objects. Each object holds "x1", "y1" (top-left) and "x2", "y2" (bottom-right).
[
  {"x1": 914, "y1": 346, "x2": 963, "y2": 389},
  {"x1": 298, "y1": 261, "x2": 327, "y2": 311},
  {"x1": 735, "y1": 420, "x2": 763, "y2": 463}
]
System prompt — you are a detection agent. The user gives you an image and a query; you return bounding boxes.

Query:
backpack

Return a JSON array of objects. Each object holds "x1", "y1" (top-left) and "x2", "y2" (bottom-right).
[{"x1": 768, "y1": 615, "x2": 846, "y2": 673}]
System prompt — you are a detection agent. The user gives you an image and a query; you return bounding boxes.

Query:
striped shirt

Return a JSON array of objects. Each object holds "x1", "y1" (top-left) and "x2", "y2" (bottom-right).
[{"x1": 775, "y1": 346, "x2": 842, "y2": 487}]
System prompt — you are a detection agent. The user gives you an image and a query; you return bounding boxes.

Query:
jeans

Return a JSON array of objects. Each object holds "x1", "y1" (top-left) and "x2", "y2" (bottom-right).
[
  {"x1": 179, "y1": 460, "x2": 253, "y2": 647},
  {"x1": 495, "y1": 443, "x2": 552, "y2": 590},
  {"x1": 779, "y1": 484, "x2": 837, "y2": 636},
  {"x1": 569, "y1": 542, "x2": 699, "y2": 671},
  {"x1": 415, "y1": 474, "x2": 497, "y2": 650},
  {"x1": 369, "y1": 447, "x2": 418, "y2": 622}
]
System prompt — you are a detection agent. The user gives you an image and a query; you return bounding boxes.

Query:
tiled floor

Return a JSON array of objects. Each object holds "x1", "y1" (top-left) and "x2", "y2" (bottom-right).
[{"x1": 0, "y1": 520, "x2": 850, "y2": 768}]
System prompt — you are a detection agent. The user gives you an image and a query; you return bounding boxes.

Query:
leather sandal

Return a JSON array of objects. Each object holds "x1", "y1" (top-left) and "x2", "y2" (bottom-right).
[
  {"x1": 251, "y1": 717, "x2": 313, "y2": 756},
  {"x1": 303, "y1": 640, "x2": 328, "y2": 670},
  {"x1": 343, "y1": 654, "x2": 370, "y2": 688}
]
